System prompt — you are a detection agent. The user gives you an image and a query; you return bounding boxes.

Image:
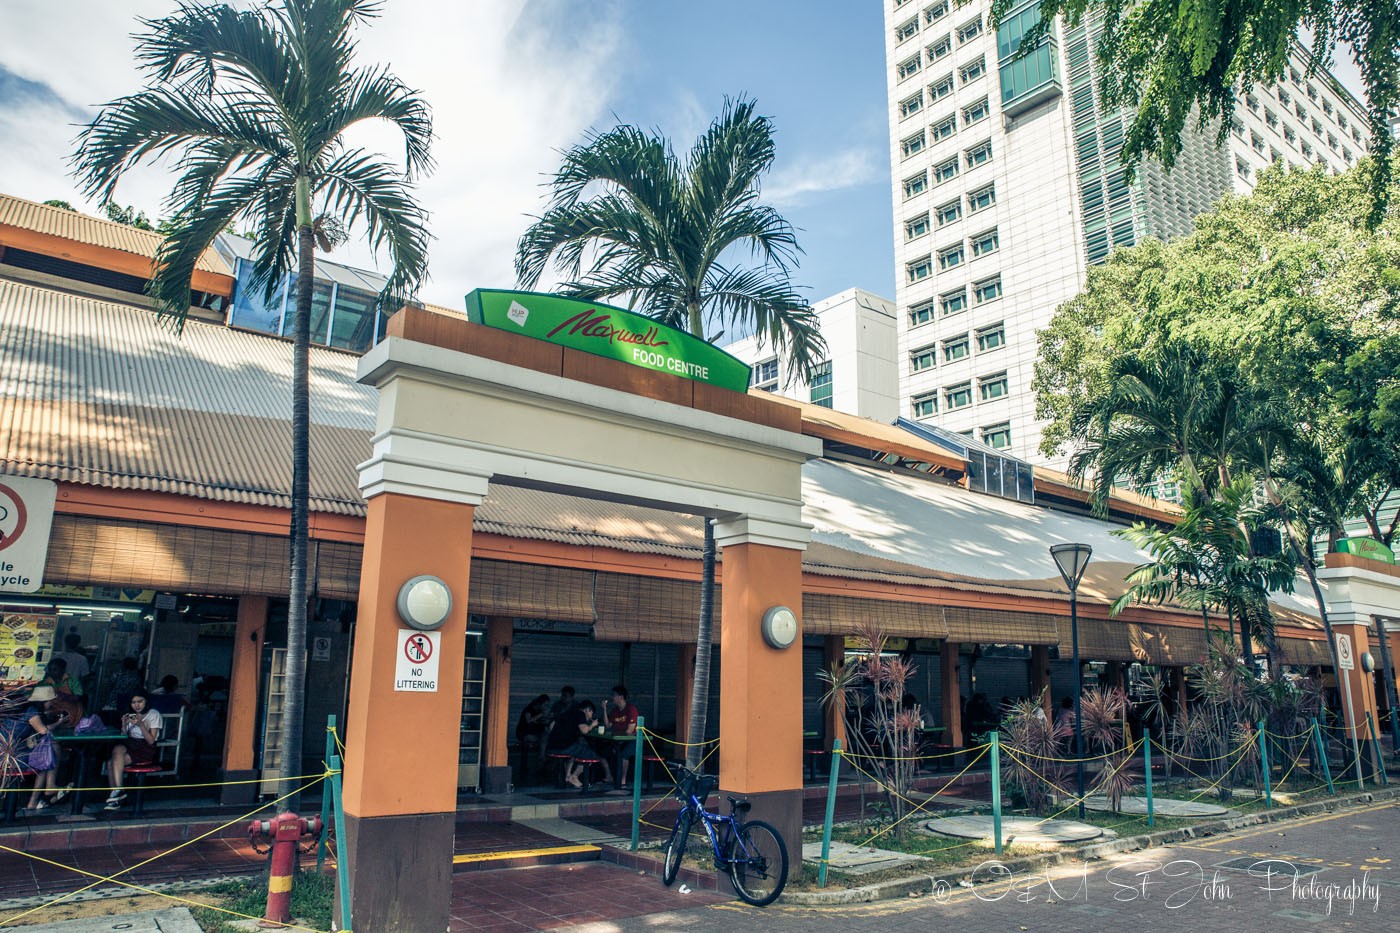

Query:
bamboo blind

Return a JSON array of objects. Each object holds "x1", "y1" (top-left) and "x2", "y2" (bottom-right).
[
  {"x1": 947, "y1": 607, "x2": 1061, "y2": 646},
  {"x1": 801, "y1": 593, "x2": 949, "y2": 638},
  {"x1": 467, "y1": 559, "x2": 596, "y2": 622},
  {"x1": 1128, "y1": 622, "x2": 1210, "y2": 665},
  {"x1": 1053, "y1": 615, "x2": 1135, "y2": 660},
  {"x1": 1276, "y1": 636, "x2": 1332, "y2": 667},
  {"x1": 592, "y1": 573, "x2": 719, "y2": 643}
]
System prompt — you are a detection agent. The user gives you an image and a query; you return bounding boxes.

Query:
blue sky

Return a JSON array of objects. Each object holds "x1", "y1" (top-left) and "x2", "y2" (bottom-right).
[{"x1": 0, "y1": 0, "x2": 896, "y2": 310}]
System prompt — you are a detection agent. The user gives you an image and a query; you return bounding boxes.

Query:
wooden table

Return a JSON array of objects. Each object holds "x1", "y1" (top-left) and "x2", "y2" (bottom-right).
[{"x1": 55, "y1": 732, "x2": 121, "y2": 817}]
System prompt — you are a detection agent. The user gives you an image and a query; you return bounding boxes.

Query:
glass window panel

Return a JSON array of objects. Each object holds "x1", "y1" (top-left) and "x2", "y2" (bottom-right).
[
  {"x1": 227, "y1": 260, "x2": 287, "y2": 336},
  {"x1": 329, "y1": 285, "x2": 379, "y2": 352}
]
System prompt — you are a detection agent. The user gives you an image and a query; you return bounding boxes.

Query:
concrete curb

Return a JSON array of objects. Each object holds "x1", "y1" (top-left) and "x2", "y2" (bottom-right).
[{"x1": 780, "y1": 785, "x2": 1400, "y2": 906}]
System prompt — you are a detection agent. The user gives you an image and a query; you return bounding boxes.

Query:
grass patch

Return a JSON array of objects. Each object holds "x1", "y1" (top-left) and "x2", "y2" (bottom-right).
[{"x1": 190, "y1": 871, "x2": 333, "y2": 933}]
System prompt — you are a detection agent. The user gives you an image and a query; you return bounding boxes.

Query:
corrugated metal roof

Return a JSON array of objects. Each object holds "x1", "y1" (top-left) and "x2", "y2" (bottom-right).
[{"x1": 0, "y1": 194, "x2": 231, "y2": 276}]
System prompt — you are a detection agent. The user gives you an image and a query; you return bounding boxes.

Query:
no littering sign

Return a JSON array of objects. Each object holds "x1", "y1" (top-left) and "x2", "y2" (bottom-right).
[{"x1": 395, "y1": 629, "x2": 440, "y2": 692}]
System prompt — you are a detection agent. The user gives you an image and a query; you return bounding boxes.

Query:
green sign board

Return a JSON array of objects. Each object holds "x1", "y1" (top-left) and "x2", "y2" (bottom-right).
[
  {"x1": 1335, "y1": 537, "x2": 1396, "y2": 564},
  {"x1": 464, "y1": 289, "x2": 752, "y2": 393}
]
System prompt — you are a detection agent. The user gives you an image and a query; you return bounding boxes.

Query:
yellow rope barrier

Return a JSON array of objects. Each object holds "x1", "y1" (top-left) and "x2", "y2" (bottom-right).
[
  {"x1": 843, "y1": 746, "x2": 990, "y2": 850},
  {"x1": 0, "y1": 771, "x2": 331, "y2": 929}
]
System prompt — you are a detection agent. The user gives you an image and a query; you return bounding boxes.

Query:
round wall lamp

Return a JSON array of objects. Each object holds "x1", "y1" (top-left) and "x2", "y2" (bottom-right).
[
  {"x1": 396, "y1": 575, "x2": 453, "y2": 631},
  {"x1": 761, "y1": 605, "x2": 798, "y2": 650}
]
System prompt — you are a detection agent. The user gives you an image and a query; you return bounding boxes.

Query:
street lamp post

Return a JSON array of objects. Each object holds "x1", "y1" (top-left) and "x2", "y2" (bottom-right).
[{"x1": 1051, "y1": 542, "x2": 1093, "y2": 819}]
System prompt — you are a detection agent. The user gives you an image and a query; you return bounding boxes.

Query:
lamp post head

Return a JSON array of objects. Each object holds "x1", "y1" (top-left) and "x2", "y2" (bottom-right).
[{"x1": 1050, "y1": 542, "x2": 1093, "y2": 593}]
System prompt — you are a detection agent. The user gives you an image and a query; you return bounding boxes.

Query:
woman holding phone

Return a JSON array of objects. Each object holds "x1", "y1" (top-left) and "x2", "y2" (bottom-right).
[{"x1": 104, "y1": 692, "x2": 162, "y2": 811}]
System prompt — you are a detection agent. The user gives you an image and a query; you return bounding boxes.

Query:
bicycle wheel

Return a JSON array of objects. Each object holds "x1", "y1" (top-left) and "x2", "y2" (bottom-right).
[
  {"x1": 662, "y1": 810, "x2": 693, "y2": 886},
  {"x1": 727, "y1": 819, "x2": 788, "y2": 906}
]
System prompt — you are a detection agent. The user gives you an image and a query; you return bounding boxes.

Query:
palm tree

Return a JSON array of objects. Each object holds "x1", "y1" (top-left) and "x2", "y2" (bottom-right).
[
  {"x1": 74, "y1": 0, "x2": 432, "y2": 806},
  {"x1": 516, "y1": 98, "x2": 825, "y2": 766},
  {"x1": 1114, "y1": 480, "x2": 1297, "y2": 661}
]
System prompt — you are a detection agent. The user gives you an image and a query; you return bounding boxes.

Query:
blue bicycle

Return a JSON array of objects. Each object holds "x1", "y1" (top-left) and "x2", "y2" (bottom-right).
[{"x1": 661, "y1": 766, "x2": 789, "y2": 906}]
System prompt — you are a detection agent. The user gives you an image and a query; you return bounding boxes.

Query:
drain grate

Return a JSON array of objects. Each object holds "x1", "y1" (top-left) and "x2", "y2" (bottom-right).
[{"x1": 1216, "y1": 856, "x2": 1323, "y2": 877}]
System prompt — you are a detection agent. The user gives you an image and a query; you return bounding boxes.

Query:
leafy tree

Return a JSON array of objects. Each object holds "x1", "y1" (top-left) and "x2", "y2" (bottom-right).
[
  {"x1": 103, "y1": 202, "x2": 154, "y2": 230},
  {"x1": 73, "y1": 0, "x2": 432, "y2": 804},
  {"x1": 997, "y1": 0, "x2": 1400, "y2": 222},
  {"x1": 42, "y1": 199, "x2": 76, "y2": 212},
  {"x1": 516, "y1": 98, "x2": 825, "y2": 766}
]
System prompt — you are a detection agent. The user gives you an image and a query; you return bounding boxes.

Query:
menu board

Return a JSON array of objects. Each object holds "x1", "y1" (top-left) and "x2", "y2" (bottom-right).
[{"x1": 0, "y1": 612, "x2": 57, "y2": 685}]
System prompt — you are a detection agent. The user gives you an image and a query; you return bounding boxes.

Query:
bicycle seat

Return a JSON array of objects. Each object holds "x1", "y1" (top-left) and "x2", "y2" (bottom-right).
[{"x1": 727, "y1": 796, "x2": 752, "y2": 814}]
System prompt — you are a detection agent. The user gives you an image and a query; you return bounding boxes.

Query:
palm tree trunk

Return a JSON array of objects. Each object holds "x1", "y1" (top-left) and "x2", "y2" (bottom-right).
[
  {"x1": 686, "y1": 519, "x2": 715, "y2": 769},
  {"x1": 278, "y1": 175, "x2": 314, "y2": 811}
]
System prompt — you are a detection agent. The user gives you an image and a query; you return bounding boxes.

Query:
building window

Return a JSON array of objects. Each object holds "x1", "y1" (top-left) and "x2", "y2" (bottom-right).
[
  {"x1": 978, "y1": 371, "x2": 1008, "y2": 400},
  {"x1": 911, "y1": 344, "x2": 937, "y2": 372},
  {"x1": 971, "y1": 228, "x2": 999, "y2": 257},
  {"x1": 1245, "y1": 93, "x2": 1260, "y2": 113},
  {"x1": 943, "y1": 333, "x2": 970, "y2": 362},
  {"x1": 957, "y1": 17, "x2": 983, "y2": 43},
  {"x1": 1310, "y1": 117, "x2": 1323, "y2": 135},
  {"x1": 1343, "y1": 147, "x2": 1353, "y2": 164},
  {"x1": 1269, "y1": 146, "x2": 1282, "y2": 163},
  {"x1": 981, "y1": 422, "x2": 1012, "y2": 449},
  {"x1": 945, "y1": 381, "x2": 973, "y2": 409},
  {"x1": 1327, "y1": 132, "x2": 1338, "y2": 150},
  {"x1": 903, "y1": 171, "x2": 928, "y2": 199},
  {"x1": 1301, "y1": 141, "x2": 1313, "y2": 158},
  {"x1": 905, "y1": 212, "x2": 931, "y2": 240},
  {"x1": 1251, "y1": 132, "x2": 1265, "y2": 154},
  {"x1": 909, "y1": 300, "x2": 935, "y2": 326},
  {"x1": 1322, "y1": 98, "x2": 1333, "y2": 116},
  {"x1": 976, "y1": 322, "x2": 1004, "y2": 351},
  {"x1": 931, "y1": 114, "x2": 957, "y2": 141},
  {"x1": 968, "y1": 183, "x2": 996, "y2": 212},
  {"x1": 900, "y1": 91, "x2": 925, "y2": 119},
  {"x1": 1338, "y1": 113, "x2": 1348, "y2": 130},
  {"x1": 928, "y1": 35, "x2": 952, "y2": 62},
  {"x1": 973, "y1": 275, "x2": 1002, "y2": 303},
  {"x1": 751, "y1": 358, "x2": 779, "y2": 390},
  {"x1": 1305, "y1": 83, "x2": 1317, "y2": 101},
  {"x1": 912, "y1": 392, "x2": 938, "y2": 417},
  {"x1": 901, "y1": 131, "x2": 927, "y2": 159},
  {"x1": 934, "y1": 156, "x2": 960, "y2": 184},
  {"x1": 1277, "y1": 88, "x2": 1291, "y2": 106},
  {"x1": 940, "y1": 287, "x2": 968, "y2": 315},
  {"x1": 960, "y1": 56, "x2": 986, "y2": 83},
  {"x1": 1289, "y1": 67, "x2": 1302, "y2": 83},
  {"x1": 896, "y1": 17, "x2": 920, "y2": 43},
  {"x1": 936, "y1": 199, "x2": 962, "y2": 226},
  {"x1": 907, "y1": 255, "x2": 934, "y2": 282},
  {"x1": 924, "y1": 0, "x2": 949, "y2": 23},
  {"x1": 964, "y1": 140, "x2": 992, "y2": 168},
  {"x1": 962, "y1": 97, "x2": 990, "y2": 126},
  {"x1": 930, "y1": 72, "x2": 955, "y2": 101},
  {"x1": 898, "y1": 54, "x2": 923, "y2": 81},
  {"x1": 1295, "y1": 102, "x2": 1307, "y2": 121},
  {"x1": 938, "y1": 243, "x2": 965, "y2": 270},
  {"x1": 1235, "y1": 156, "x2": 1251, "y2": 179},
  {"x1": 1283, "y1": 126, "x2": 1296, "y2": 146},
  {"x1": 809, "y1": 360, "x2": 833, "y2": 408},
  {"x1": 1264, "y1": 108, "x2": 1278, "y2": 129}
]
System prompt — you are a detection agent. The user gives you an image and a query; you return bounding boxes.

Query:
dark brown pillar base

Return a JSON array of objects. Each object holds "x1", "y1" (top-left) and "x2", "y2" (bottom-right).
[
  {"x1": 715, "y1": 787, "x2": 802, "y2": 893},
  {"x1": 343, "y1": 811, "x2": 454, "y2": 933},
  {"x1": 481, "y1": 765, "x2": 512, "y2": 795},
  {"x1": 219, "y1": 770, "x2": 257, "y2": 806}
]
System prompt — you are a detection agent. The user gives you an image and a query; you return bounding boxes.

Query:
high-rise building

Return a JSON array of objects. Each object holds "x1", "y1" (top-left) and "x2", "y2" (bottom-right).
[
  {"x1": 722, "y1": 287, "x2": 899, "y2": 420},
  {"x1": 885, "y1": 0, "x2": 1370, "y2": 466}
]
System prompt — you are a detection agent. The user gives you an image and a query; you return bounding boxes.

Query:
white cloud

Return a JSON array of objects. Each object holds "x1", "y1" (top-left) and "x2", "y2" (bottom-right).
[
  {"x1": 0, "y1": 0, "x2": 625, "y2": 309},
  {"x1": 763, "y1": 148, "x2": 880, "y2": 208}
]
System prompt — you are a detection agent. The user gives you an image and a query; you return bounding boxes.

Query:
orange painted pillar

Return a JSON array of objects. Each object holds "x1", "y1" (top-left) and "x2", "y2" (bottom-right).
[
  {"x1": 482, "y1": 616, "x2": 514, "y2": 793},
  {"x1": 1031, "y1": 645, "x2": 1052, "y2": 717},
  {"x1": 1332, "y1": 620, "x2": 1383, "y2": 780},
  {"x1": 342, "y1": 492, "x2": 476, "y2": 933},
  {"x1": 717, "y1": 536, "x2": 805, "y2": 872},
  {"x1": 674, "y1": 642, "x2": 696, "y2": 747},
  {"x1": 823, "y1": 635, "x2": 846, "y2": 751},
  {"x1": 941, "y1": 641, "x2": 962, "y2": 747},
  {"x1": 220, "y1": 595, "x2": 266, "y2": 805}
]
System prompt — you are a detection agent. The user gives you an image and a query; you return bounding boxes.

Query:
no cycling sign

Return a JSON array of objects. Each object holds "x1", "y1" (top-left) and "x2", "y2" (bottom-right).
[{"x1": 395, "y1": 629, "x2": 440, "y2": 692}]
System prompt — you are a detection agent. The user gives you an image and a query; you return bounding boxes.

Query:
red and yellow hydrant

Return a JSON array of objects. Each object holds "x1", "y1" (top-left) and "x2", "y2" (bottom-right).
[{"x1": 247, "y1": 810, "x2": 322, "y2": 927}]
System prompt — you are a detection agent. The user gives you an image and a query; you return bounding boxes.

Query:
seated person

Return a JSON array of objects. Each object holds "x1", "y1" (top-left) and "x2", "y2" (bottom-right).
[
  {"x1": 548, "y1": 700, "x2": 611, "y2": 789},
  {"x1": 148, "y1": 675, "x2": 188, "y2": 715},
  {"x1": 17, "y1": 685, "x2": 67, "y2": 811},
  {"x1": 104, "y1": 692, "x2": 162, "y2": 811},
  {"x1": 605, "y1": 685, "x2": 639, "y2": 790},
  {"x1": 514, "y1": 693, "x2": 551, "y2": 767}
]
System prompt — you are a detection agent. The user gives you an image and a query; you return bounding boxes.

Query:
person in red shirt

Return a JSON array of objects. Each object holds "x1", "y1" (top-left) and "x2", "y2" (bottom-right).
[{"x1": 606, "y1": 685, "x2": 640, "y2": 791}]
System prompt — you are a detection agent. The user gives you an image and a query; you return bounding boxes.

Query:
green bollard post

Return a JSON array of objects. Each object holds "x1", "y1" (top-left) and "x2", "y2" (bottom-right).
[
  {"x1": 328, "y1": 750, "x2": 352, "y2": 932},
  {"x1": 630, "y1": 717, "x2": 645, "y2": 852},
  {"x1": 1367, "y1": 713, "x2": 1387, "y2": 787},
  {"x1": 1257, "y1": 721, "x2": 1272, "y2": 808},
  {"x1": 1312, "y1": 718, "x2": 1335, "y2": 796},
  {"x1": 990, "y1": 731, "x2": 1003, "y2": 857},
  {"x1": 1143, "y1": 736, "x2": 1154, "y2": 828},
  {"x1": 818, "y1": 739, "x2": 843, "y2": 888},
  {"x1": 318, "y1": 714, "x2": 336, "y2": 872}
]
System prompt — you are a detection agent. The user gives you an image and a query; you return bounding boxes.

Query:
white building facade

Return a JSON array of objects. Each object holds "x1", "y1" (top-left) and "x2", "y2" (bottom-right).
[
  {"x1": 722, "y1": 287, "x2": 899, "y2": 421},
  {"x1": 885, "y1": 0, "x2": 1370, "y2": 466}
]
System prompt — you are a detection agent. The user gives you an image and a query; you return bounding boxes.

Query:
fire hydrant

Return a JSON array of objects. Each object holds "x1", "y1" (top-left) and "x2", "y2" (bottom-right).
[{"x1": 247, "y1": 810, "x2": 322, "y2": 927}]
